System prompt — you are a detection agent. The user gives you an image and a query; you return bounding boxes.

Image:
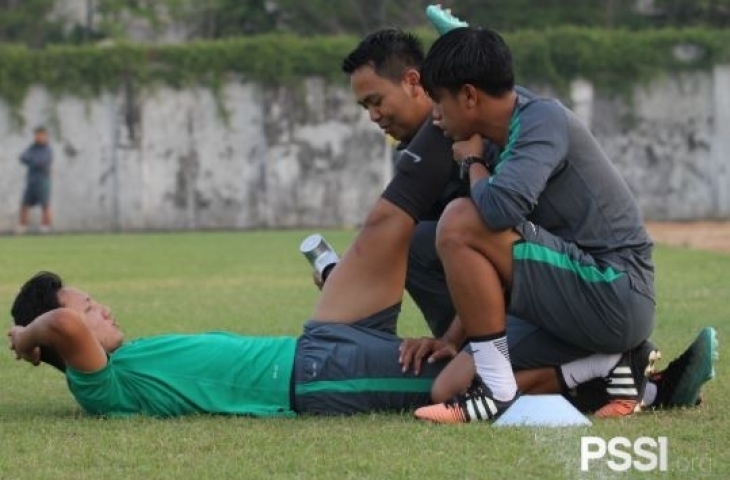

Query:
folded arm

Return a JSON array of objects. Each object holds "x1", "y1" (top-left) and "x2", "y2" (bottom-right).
[
  {"x1": 19, "y1": 148, "x2": 32, "y2": 165},
  {"x1": 20, "y1": 148, "x2": 51, "y2": 169},
  {"x1": 8, "y1": 308, "x2": 107, "y2": 372}
]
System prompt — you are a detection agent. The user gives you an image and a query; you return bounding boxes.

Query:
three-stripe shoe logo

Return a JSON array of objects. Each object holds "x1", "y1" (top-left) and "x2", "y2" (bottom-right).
[
  {"x1": 607, "y1": 366, "x2": 639, "y2": 397},
  {"x1": 605, "y1": 344, "x2": 660, "y2": 401},
  {"x1": 595, "y1": 344, "x2": 660, "y2": 418},
  {"x1": 464, "y1": 395, "x2": 499, "y2": 421}
]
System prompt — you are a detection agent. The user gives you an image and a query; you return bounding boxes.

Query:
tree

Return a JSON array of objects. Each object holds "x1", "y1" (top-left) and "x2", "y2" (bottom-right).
[
  {"x1": 1, "y1": 0, "x2": 728, "y2": 49},
  {"x1": 0, "y1": 0, "x2": 64, "y2": 47},
  {"x1": 652, "y1": 0, "x2": 730, "y2": 26}
]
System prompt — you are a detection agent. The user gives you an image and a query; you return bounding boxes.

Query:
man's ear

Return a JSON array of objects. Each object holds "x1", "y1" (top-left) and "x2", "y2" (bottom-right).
[
  {"x1": 402, "y1": 68, "x2": 422, "y2": 96},
  {"x1": 461, "y1": 84, "x2": 479, "y2": 107}
]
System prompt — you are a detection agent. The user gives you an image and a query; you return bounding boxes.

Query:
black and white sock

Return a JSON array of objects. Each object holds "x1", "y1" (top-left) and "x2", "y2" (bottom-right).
[
  {"x1": 560, "y1": 353, "x2": 622, "y2": 389},
  {"x1": 470, "y1": 332, "x2": 517, "y2": 402}
]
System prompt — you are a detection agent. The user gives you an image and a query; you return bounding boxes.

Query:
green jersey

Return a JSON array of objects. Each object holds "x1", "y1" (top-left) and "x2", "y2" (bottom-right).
[{"x1": 65, "y1": 332, "x2": 297, "y2": 418}]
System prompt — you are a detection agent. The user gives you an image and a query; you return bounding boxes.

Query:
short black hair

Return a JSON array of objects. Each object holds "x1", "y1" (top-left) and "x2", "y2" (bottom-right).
[
  {"x1": 34, "y1": 126, "x2": 47, "y2": 134},
  {"x1": 11, "y1": 272, "x2": 66, "y2": 372},
  {"x1": 342, "y1": 28, "x2": 425, "y2": 82},
  {"x1": 421, "y1": 27, "x2": 514, "y2": 99}
]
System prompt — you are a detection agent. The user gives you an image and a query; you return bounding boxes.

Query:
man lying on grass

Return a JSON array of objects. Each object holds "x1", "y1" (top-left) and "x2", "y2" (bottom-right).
[
  {"x1": 8, "y1": 270, "x2": 717, "y2": 418},
  {"x1": 8, "y1": 271, "x2": 450, "y2": 417}
]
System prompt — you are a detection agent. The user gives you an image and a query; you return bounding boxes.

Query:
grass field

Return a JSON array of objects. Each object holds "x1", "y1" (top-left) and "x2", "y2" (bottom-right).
[{"x1": 0, "y1": 230, "x2": 727, "y2": 480}]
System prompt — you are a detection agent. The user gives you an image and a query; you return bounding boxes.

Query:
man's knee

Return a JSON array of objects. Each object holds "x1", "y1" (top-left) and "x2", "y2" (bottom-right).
[{"x1": 435, "y1": 198, "x2": 483, "y2": 254}]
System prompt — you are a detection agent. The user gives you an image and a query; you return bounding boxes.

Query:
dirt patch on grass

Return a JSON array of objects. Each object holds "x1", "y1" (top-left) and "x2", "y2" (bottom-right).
[{"x1": 646, "y1": 221, "x2": 730, "y2": 253}]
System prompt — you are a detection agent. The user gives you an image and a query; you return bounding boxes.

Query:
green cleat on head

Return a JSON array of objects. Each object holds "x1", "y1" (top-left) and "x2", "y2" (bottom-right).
[{"x1": 426, "y1": 5, "x2": 468, "y2": 35}]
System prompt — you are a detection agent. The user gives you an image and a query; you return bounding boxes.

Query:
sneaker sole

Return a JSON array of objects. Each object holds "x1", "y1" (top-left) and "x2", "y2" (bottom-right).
[{"x1": 669, "y1": 327, "x2": 718, "y2": 406}]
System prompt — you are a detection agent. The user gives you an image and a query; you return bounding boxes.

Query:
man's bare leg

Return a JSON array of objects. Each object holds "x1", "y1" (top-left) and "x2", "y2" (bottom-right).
[
  {"x1": 41, "y1": 206, "x2": 52, "y2": 227},
  {"x1": 19, "y1": 206, "x2": 30, "y2": 226},
  {"x1": 430, "y1": 351, "x2": 562, "y2": 403},
  {"x1": 312, "y1": 199, "x2": 414, "y2": 323},
  {"x1": 15, "y1": 206, "x2": 31, "y2": 234},
  {"x1": 436, "y1": 199, "x2": 520, "y2": 401},
  {"x1": 312, "y1": 121, "x2": 454, "y2": 323}
]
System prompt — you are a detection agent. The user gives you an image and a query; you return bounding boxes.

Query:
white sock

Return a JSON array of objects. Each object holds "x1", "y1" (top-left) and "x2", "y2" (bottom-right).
[
  {"x1": 642, "y1": 381, "x2": 657, "y2": 406},
  {"x1": 560, "y1": 353, "x2": 622, "y2": 389},
  {"x1": 470, "y1": 335, "x2": 517, "y2": 402}
]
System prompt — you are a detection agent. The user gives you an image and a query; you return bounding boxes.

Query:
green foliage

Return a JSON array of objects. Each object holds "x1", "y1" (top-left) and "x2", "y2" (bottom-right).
[
  {"x1": 459, "y1": 0, "x2": 638, "y2": 30},
  {"x1": 504, "y1": 27, "x2": 730, "y2": 94},
  {"x1": 93, "y1": 0, "x2": 420, "y2": 38},
  {"x1": 0, "y1": 0, "x2": 65, "y2": 47},
  {"x1": 3, "y1": 0, "x2": 730, "y2": 48},
  {"x1": 653, "y1": 0, "x2": 730, "y2": 27},
  {"x1": 0, "y1": 27, "x2": 728, "y2": 121},
  {"x1": 70, "y1": 0, "x2": 730, "y2": 38},
  {"x1": 70, "y1": 0, "x2": 730, "y2": 39}
]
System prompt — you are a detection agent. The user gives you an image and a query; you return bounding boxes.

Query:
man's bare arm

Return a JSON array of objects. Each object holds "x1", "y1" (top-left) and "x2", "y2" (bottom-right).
[
  {"x1": 399, "y1": 315, "x2": 466, "y2": 374},
  {"x1": 8, "y1": 308, "x2": 107, "y2": 372},
  {"x1": 311, "y1": 121, "x2": 455, "y2": 323}
]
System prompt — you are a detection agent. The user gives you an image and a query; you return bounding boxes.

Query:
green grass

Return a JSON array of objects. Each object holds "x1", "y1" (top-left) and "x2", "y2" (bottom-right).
[{"x1": 0, "y1": 231, "x2": 727, "y2": 480}]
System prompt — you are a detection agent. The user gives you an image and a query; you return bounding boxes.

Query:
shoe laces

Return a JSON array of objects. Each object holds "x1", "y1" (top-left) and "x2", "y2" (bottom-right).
[
  {"x1": 446, "y1": 380, "x2": 488, "y2": 408},
  {"x1": 448, "y1": 380, "x2": 508, "y2": 422}
]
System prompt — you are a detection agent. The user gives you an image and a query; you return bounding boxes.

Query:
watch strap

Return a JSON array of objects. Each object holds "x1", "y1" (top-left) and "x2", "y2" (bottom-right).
[{"x1": 459, "y1": 156, "x2": 487, "y2": 181}]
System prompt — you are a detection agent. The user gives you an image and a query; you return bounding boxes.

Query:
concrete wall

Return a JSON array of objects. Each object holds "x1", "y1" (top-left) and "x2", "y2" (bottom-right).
[
  {"x1": 1, "y1": 68, "x2": 729, "y2": 232},
  {"x1": 586, "y1": 67, "x2": 730, "y2": 220},
  {"x1": 0, "y1": 78, "x2": 388, "y2": 232}
]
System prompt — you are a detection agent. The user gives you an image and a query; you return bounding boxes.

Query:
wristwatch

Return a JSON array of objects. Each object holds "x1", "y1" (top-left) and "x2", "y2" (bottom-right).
[{"x1": 459, "y1": 156, "x2": 487, "y2": 182}]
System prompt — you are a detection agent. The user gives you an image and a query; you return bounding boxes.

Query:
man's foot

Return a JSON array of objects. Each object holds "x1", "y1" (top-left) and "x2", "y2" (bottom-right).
[
  {"x1": 565, "y1": 377, "x2": 610, "y2": 414},
  {"x1": 647, "y1": 327, "x2": 718, "y2": 409},
  {"x1": 594, "y1": 341, "x2": 661, "y2": 418},
  {"x1": 415, "y1": 378, "x2": 517, "y2": 424},
  {"x1": 14, "y1": 224, "x2": 26, "y2": 235},
  {"x1": 425, "y1": 5, "x2": 468, "y2": 35}
]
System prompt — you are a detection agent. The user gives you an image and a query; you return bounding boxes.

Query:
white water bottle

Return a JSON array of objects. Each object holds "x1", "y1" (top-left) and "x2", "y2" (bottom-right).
[{"x1": 299, "y1": 234, "x2": 339, "y2": 282}]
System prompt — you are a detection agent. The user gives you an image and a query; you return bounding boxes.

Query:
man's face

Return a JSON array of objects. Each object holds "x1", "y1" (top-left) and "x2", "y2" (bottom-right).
[
  {"x1": 58, "y1": 287, "x2": 124, "y2": 353},
  {"x1": 430, "y1": 87, "x2": 477, "y2": 142},
  {"x1": 350, "y1": 65, "x2": 427, "y2": 141},
  {"x1": 34, "y1": 131, "x2": 48, "y2": 145}
]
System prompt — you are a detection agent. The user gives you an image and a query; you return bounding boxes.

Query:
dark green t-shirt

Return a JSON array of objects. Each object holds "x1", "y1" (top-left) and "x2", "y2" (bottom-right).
[{"x1": 65, "y1": 332, "x2": 297, "y2": 418}]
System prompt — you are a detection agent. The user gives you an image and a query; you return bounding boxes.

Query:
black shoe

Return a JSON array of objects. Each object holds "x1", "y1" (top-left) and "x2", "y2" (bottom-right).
[
  {"x1": 649, "y1": 327, "x2": 718, "y2": 409},
  {"x1": 565, "y1": 377, "x2": 610, "y2": 414}
]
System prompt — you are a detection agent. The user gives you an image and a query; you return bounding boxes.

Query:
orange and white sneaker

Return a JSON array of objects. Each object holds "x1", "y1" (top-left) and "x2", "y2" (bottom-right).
[
  {"x1": 594, "y1": 341, "x2": 661, "y2": 418},
  {"x1": 415, "y1": 379, "x2": 517, "y2": 424}
]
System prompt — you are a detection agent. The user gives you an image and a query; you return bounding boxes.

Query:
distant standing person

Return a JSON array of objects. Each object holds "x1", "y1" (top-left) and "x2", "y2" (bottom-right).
[{"x1": 17, "y1": 126, "x2": 53, "y2": 234}]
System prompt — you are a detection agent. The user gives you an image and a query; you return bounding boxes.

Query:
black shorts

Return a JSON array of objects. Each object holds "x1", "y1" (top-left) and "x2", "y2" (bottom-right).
[
  {"x1": 292, "y1": 304, "x2": 448, "y2": 415},
  {"x1": 22, "y1": 180, "x2": 51, "y2": 208},
  {"x1": 509, "y1": 221, "x2": 655, "y2": 354}
]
